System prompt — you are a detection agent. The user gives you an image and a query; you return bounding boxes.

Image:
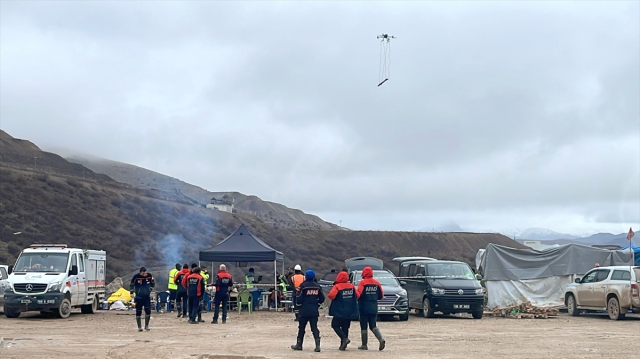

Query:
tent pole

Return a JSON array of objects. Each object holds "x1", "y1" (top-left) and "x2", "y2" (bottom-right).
[{"x1": 274, "y1": 259, "x2": 278, "y2": 311}]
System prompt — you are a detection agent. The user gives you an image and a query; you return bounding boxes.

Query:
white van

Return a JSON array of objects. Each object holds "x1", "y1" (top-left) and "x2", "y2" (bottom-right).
[{"x1": 3, "y1": 244, "x2": 106, "y2": 319}]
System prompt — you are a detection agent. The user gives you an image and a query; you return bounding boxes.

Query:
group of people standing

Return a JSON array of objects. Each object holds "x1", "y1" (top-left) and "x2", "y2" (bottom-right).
[
  {"x1": 291, "y1": 266, "x2": 386, "y2": 352},
  {"x1": 130, "y1": 263, "x2": 387, "y2": 353}
]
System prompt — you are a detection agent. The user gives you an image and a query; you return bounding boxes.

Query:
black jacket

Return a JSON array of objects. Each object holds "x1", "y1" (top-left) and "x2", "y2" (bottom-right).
[
  {"x1": 296, "y1": 279, "x2": 325, "y2": 318},
  {"x1": 130, "y1": 273, "x2": 155, "y2": 297},
  {"x1": 328, "y1": 272, "x2": 359, "y2": 320}
]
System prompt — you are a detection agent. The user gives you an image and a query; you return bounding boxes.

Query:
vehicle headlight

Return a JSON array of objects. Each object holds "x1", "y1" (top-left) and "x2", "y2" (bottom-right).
[
  {"x1": 475, "y1": 288, "x2": 484, "y2": 295},
  {"x1": 398, "y1": 289, "x2": 407, "y2": 297},
  {"x1": 48, "y1": 282, "x2": 63, "y2": 292},
  {"x1": 431, "y1": 288, "x2": 445, "y2": 295}
]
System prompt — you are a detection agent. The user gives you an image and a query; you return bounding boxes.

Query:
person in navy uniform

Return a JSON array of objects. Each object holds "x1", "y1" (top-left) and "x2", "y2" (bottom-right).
[
  {"x1": 129, "y1": 267, "x2": 155, "y2": 332},
  {"x1": 291, "y1": 269, "x2": 325, "y2": 352},
  {"x1": 328, "y1": 270, "x2": 360, "y2": 350},
  {"x1": 185, "y1": 267, "x2": 205, "y2": 324},
  {"x1": 356, "y1": 266, "x2": 385, "y2": 351},
  {"x1": 212, "y1": 264, "x2": 233, "y2": 324}
]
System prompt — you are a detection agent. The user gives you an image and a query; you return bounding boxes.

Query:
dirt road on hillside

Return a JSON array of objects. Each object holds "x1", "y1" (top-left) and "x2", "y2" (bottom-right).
[{"x1": 1, "y1": 309, "x2": 638, "y2": 359}]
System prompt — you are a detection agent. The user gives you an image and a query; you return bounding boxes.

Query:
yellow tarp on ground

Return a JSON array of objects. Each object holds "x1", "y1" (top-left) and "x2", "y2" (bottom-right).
[{"x1": 107, "y1": 287, "x2": 132, "y2": 303}]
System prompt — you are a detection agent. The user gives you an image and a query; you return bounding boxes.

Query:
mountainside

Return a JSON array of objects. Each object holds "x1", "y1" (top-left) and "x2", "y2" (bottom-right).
[
  {"x1": 0, "y1": 131, "x2": 526, "y2": 290},
  {"x1": 518, "y1": 232, "x2": 635, "y2": 247},
  {"x1": 513, "y1": 227, "x2": 579, "y2": 241},
  {"x1": 65, "y1": 154, "x2": 340, "y2": 230},
  {"x1": 0, "y1": 130, "x2": 112, "y2": 182}
]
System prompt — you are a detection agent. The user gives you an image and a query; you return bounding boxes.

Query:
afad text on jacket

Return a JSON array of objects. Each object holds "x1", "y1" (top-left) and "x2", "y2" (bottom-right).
[
  {"x1": 328, "y1": 271, "x2": 359, "y2": 320},
  {"x1": 356, "y1": 267, "x2": 384, "y2": 315}
]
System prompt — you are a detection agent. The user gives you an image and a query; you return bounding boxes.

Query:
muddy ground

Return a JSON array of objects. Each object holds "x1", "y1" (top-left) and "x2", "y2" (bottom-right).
[{"x1": 0, "y1": 309, "x2": 638, "y2": 359}]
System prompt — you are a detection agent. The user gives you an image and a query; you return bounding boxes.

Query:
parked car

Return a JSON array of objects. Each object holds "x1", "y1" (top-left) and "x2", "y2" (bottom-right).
[
  {"x1": 0, "y1": 265, "x2": 9, "y2": 312},
  {"x1": 394, "y1": 257, "x2": 485, "y2": 319},
  {"x1": 564, "y1": 265, "x2": 640, "y2": 320},
  {"x1": 318, "y1": 257, "x2": 410, "y2": 321}
]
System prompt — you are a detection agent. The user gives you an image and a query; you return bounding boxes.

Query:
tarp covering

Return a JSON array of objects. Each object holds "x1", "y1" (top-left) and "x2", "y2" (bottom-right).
[
  {"x1": 620, "y1": 244, "x2": 640, "y2": 265},
  {"x1": 485, "y1": 275, "x2": 578, "y2": 308},
  {"x1": 107, "y1": 287, "x2": 132, "y2": 303},
  {"x1": 199, "y1": 224, "x2": 284, "y2": 262},
  {"x1": 480, "y1": 243, "x2": 632, "y2": 281}
]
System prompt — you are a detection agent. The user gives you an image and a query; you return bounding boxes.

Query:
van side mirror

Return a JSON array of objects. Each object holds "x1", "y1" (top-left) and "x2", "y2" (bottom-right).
[
  {"x1": 400, "y1": 281, "x2": 407, "y2": 286},
  {"x1": 476, "y1": 274, "x2": 483, "y2": 281},
  {"x1": 69, "y1": 265, "x2": 78, "y2": 276},
  {"x1": 574, "y1": 278, "x2": 581, "y2": 283},
  {"x1": 7, "y1": 265, "x2": 13, "y2": 274}
]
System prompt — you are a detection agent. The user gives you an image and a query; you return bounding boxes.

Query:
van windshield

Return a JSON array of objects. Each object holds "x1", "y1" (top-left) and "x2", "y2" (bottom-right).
[
  {"x1": 14, "y1": 253, "x2": 69, "y2": 273},
  {"x1": 426, "y1": 263, "x2": 474, "y2": 279}
]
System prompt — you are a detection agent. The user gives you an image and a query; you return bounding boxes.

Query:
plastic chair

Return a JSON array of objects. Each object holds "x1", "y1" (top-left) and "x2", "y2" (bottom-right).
[{"x1": 238, "y1": 291, "x2": 253, "y2": 313}]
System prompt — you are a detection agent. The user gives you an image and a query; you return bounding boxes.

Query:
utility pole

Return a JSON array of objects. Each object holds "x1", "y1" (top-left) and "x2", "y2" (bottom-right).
[{"x1": 34, "y1": 155, "x2": 38, "y2": 171}]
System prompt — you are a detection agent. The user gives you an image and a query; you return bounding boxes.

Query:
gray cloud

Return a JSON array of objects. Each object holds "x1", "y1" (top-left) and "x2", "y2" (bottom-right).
[{"x1": 1, "y1": 1, "x2": 638, "y2": 235}]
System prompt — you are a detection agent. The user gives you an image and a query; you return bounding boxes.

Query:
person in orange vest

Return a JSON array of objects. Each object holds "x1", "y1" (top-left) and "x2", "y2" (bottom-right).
[
  {"x1": 174, "y1": 264, "x2": 191, "y2": 318},
  {"x1": 212, "y1": 264, "x2": 233, "y2": 324},
  {"x1": 356, "y1": 266, "x2": 385, "y2": 351},
  {"x1": 291, "y1": 264, "x2": 304, "y2": 321},
  {"x1": 185, "y1": 267, "x2": 205, "y2": 324}
]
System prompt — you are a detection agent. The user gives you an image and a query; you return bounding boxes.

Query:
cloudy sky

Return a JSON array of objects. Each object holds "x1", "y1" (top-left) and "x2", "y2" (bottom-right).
[{"x1": 1, "y1": 1, "x2": 639, "y2": 236}]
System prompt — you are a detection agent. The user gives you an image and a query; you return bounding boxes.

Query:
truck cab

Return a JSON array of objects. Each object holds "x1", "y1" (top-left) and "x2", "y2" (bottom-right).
[
  {"x1": 394, "y1": 257, "x2": 485, "y2": 319},
  {"x1": 3, "y1": 244, "x2": 106, "y2": 319}
]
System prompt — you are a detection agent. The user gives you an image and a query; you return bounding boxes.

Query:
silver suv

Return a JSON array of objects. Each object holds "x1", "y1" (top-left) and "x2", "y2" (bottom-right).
[{"x1": 564, "y1": 266, "x2": 640, "y2": 320}]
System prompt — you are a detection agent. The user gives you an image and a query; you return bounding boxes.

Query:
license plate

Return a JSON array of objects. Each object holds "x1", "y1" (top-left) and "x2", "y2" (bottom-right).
[
  {"x1": 37, "y1": 300, "x2": 55, "y2": 304},
  {"x1": 379, "y1": 306, "x2": 388, "y2": 311},
  {"x1": 21, "y1": 299, "x2": 31, "y2": 304},
  {"x1": 453, "y1": 304, "x2": 470, "y2": 309}
]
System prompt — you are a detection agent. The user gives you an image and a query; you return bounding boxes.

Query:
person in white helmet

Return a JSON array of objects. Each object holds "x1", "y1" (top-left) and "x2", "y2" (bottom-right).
[{"x1": 291, "y1": 264, "x2": 305, "y2": 321}]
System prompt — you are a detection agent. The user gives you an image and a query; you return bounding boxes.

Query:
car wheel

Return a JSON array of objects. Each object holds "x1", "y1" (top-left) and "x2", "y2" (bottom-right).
[
  {"x1": 81, "y1": 295, "x2": 98, "y2": 314},
  {"x1": 607, "y1": 296, "x2": 625, "y2": 321},
  {"x1": 4, "y1": 306, "x2": 20, "y2": 318},
  {"x1": 399, "y1": 311, "x2": 409, "y2": 321},
  {"x1": 472, "y1": 310, "x2": 483, "y2": 319},
  {"x1": 56, "y1": 297, "x2": 72, "y2": 319},
  {"x1": 422, "y1": 298, "x2": 435, "y2": 318},
  {"x1": 566, "y1": 295, "x2": 579, "y2": 317}
]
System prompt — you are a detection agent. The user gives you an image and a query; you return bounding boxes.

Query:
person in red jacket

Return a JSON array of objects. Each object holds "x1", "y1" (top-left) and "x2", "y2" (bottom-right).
[
  {"x1": 328, "y1": 271, "x2": 359, "y2": 350},
  {"x1": 356, "y1": 266, "x2": 385, "y2": 351},
  {"x1": 186, "y1": 267, "x2": 205, "y2": 324},
  {"x1": 212, "y1": 264, "x2": 233, "y2": 324},
  {"x1": 173, "y1": 264, "x2": 191, "y2": 318}
]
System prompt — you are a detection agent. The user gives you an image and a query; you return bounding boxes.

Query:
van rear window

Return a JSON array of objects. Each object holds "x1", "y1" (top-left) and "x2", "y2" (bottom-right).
[{"x1": 634, "y1": 269, "x2": 640, "y2": 282}]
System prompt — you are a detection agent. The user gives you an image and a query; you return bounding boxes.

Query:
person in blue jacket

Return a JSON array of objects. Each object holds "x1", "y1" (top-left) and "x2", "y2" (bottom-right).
[
  {"x1": 291, "y1": 269, "x2": 325, "y2": 352},
  {"x1": 129, "y1": 267, "x2": 155, "y2": 332}
]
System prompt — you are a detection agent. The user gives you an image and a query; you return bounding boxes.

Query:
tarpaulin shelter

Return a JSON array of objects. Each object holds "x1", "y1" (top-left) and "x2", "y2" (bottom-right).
[
  {"x1": 477, "y1": 243, "x2": 632, "y2": 309},
  {"x1": 107, "y1": 287, "x2": 132, "y2": 304},
  {"x1": 199, "y1": 224, "x2": 284, "y2": 307},
  {"x1": 620, "y1": 244, "x2": 640, "y2": 265}
]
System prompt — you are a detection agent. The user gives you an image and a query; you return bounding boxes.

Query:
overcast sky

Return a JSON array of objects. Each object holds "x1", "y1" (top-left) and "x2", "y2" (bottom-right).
[{"x1": 1, "y1": 1, "x2": 639, "y2": 236}]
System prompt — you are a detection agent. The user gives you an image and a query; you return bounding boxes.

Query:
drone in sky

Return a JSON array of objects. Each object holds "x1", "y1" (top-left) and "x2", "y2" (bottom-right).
[{"x1": 376, "y1": 33, "x2": 395, "y2": 86}]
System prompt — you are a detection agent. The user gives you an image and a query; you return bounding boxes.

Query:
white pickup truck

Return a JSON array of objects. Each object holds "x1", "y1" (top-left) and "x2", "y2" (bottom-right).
[{"x1": 3, "y1": 244, "x2": 106, "y2": 319}]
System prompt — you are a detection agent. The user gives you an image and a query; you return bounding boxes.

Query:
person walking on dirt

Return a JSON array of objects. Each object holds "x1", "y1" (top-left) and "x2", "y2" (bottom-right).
[
  {"x1": 184, "y1": 263, "x2": 205, "y2": 323},
  {"x1": 212, "y1": 264, "x2": 233, "y2": 324},
  {"x1": 291, "y1": 269, "x2": 324, "y2": 353},
  {"x1": 174, "y1": 264, "x2": 190, "y2": 318},
  {"x1": 356, "y1": 266, "x2": 386, "y2": 351},
  {"x1": 130, "y1": 267, "x2": 155, "y2": 332},
  {"x1": 186, "y1": 267, "x2": 205, "y2": 324},
  {"x1": 168, "y1": 263, "x2": 181, "y2": 313},
  {"x1": 328, "y1": 270, "x2": 359, "y2": 350}
]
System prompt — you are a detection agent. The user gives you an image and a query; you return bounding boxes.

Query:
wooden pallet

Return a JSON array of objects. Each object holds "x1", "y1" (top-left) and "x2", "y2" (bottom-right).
[{"x1": 491, "y1": 301, "x2": 559, "y2": 319}]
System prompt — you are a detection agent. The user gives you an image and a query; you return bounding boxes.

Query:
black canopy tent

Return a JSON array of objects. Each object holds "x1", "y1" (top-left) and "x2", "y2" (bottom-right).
[{"x1": 199, "y1": 224, "x2": 285, "y2": 309}]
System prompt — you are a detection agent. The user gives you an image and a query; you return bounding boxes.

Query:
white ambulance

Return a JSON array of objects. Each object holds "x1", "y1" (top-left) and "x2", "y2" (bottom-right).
[{"x1": 3, "y1": 244, "x2": 106, "y2": 319}]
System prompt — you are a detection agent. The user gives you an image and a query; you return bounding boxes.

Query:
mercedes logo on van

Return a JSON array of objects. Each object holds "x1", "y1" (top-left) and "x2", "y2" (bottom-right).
[
  {"x1": 458, "y1": 289, "x2": 464, "y2": 295},
  {"x1": 26, "y1": 284, "x2": 33, "y2": 292}
]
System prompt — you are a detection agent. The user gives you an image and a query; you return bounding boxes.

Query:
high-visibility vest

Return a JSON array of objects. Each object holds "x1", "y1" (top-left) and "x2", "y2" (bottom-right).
[
  {"x1": 168, "y1": 268, "x2": 179, "y2": 290},
  {"x1": 292, "y1": 274, "x2": 304, "y2": 290},
  {"x1": 245, "y1": 274, "x2": 255, "y2": 289},
  {"x1": 202, "y1": 272, "x2": 210, "y2": 285}
]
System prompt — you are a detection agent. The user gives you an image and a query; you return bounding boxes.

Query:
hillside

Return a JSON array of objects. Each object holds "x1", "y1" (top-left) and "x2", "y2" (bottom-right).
[{"x1": 65, "y1": 154, "x2": 340, "y2": 230}]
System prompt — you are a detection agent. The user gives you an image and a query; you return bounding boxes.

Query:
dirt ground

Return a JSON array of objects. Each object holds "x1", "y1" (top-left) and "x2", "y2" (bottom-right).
[{"x1": 0, "y1": 308, "x2": 638, "y2": 359}]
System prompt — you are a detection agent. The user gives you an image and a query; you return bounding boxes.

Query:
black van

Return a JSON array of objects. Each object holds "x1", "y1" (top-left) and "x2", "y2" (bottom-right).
[{"x1": 394, "y1": 257, "x2": 484, "y2": 319}]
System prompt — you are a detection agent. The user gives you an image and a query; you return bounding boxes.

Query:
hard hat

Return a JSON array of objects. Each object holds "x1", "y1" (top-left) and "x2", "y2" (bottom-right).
[{"x1": 294, "y1": 264, "x2": 301, "y2": 271}]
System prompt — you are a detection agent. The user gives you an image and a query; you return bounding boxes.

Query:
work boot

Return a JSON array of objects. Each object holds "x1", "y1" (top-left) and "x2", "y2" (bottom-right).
[
  {"x1": 211, "y1": 318, "x2": 218, "y2": 324},
  {"x1": 290, "y1": 339, "x2": 303, "y2": 351},
  {"x1": 197, "y1": 313, "x2": 205, "y2": 322},
  {"x1": 314, "y1": 338, "x2": 321, "y2": 352},
  {"x1": 222, "y1": 318, "x2": 226, "y2": 324},
  {"x1": 135, "y1": 316, "x2": 143, "y2": 332},
  {"x1": 358, "y1": 330, "x2": 368, "y2": 350},
  {"x1": 144, "y1": 316, "x2": 151, "y2": 331},
  {"x1": 372, "y1": 327, "x2": 385, "y2": 351},
  {"x1": 339, "y1": 337, "x2": 350, "y2": 351}
]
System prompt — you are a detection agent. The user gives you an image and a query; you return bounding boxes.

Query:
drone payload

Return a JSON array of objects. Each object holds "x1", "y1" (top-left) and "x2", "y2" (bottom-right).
[{"x1": 377, "y1": 33, "x2": 395, "y2": 87}]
